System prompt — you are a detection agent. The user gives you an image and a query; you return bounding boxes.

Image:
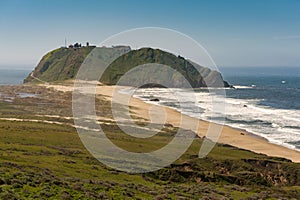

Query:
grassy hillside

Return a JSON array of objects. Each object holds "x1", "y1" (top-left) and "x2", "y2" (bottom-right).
[
  {"x1": 0, "y1": 84, "x2": 299, "y2": 199},
  {"x1": 24, "y1": 46, "x2": 96, "y2": 83},
  {"x1": 24, "y1": 47, "x2": 229, "y2": 88},
  {"x1": 101, "y1": 48, "x2": 229, "y2": 87}
]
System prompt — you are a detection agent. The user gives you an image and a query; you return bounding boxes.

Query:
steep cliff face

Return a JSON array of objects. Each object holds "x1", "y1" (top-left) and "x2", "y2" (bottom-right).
[{"x1": 24, "y1": 46, "x2": 229, "y2": 88}]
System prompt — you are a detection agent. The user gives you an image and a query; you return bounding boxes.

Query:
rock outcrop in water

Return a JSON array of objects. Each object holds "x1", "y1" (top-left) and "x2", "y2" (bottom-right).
[{"x1": 24, "y1": 46, "x2": 230, "y2": 88}]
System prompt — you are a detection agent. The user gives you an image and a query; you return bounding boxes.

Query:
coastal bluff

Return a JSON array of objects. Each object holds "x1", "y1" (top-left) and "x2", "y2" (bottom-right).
[{"x1": 24, "y1": 45, "x2": 230, "y2": 88}]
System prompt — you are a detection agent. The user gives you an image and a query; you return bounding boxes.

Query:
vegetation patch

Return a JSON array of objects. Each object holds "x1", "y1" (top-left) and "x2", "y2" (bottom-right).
[{"x1": 0, "y1": 84, "x2": 299, "y2": 199}]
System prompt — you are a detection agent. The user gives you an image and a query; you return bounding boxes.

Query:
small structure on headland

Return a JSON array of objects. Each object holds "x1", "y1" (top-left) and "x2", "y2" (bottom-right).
[
  {"x1": 69, "y1": 42, "x2": 82, "y2": 49},
  {"x1": 66, "y1": 41, "x2": 95, "y2": 49}
]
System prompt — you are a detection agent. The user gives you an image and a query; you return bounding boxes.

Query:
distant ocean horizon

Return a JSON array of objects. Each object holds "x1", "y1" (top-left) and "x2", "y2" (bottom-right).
[
  {"x1": 0, "y1": 69, "x2": 31, "y2": 85},
  {"x1": 219, "y1": 66, "x2": 300, "y2": 150}
]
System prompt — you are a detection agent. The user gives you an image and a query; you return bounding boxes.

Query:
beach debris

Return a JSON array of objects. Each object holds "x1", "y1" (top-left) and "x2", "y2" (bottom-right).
[
  {"x1": 150, "y1": 98, "x2": 160, "y2": 102},
  {"x1": 164, "y1": 123, "x2": 173, "y2": 128}
]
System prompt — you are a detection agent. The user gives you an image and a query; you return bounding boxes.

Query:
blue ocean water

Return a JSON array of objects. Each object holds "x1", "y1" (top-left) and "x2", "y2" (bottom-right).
[
  {"x1": 219, "y1": 67, "x2": 300, "y2": 150},
  {"x1": 220, "y1": 67, "x2": 300, "y2": 110},
  {"x1": 129, "y1": 67, "x2": 300, "y2": 151},
  {"x1": 0, "y1": 69, "x2": 31, "y2": 85}
]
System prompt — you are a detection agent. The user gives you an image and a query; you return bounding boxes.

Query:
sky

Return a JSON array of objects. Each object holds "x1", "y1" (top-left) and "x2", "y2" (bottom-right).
[{"x1": 1, "y1": 0, "x2": 300, "y2": 69}]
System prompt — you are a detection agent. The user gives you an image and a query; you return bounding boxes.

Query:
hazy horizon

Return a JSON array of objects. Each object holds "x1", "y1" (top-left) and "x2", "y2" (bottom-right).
[{"x1": 1, "y1": 64, "x2": 300, "y2": 71}]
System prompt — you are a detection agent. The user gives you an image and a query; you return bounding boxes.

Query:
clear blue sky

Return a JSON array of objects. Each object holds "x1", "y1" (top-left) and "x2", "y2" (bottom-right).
[{"x1": 1, "y1": 0, "x2": 300, "y2": 69}]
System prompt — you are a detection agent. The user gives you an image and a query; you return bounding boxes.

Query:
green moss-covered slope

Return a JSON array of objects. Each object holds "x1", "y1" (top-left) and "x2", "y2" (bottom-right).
[
  {"x1": 24, "y1": 46, "x2": 229, "y2": 88},
  {"x1": 101, "y1": 48, "x2": 229, "y2": 87},
  {"x1": 24, "y1": 46, "x2": 96, "y2": 83}
]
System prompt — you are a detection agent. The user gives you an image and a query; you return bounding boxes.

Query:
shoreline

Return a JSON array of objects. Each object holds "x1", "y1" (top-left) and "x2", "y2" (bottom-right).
[
  {"x1": 42, "y1": 83, "x2": 300, "y2": 162},
  {"x1": 98, "y1": 85, "x2": 300, "y2": 162}
]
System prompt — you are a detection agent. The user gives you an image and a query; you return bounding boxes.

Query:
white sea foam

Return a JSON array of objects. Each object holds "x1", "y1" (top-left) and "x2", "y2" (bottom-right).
[
  {"x1": 124, "y1": 87, "x2": 300, "y2": 151},
  {"x1": 233, "y1": 85, "x2": 254, "y2": 89}
]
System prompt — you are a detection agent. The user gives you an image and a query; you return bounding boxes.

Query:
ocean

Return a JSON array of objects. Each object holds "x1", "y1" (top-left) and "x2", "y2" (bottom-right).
[
  {"x1": 127, "y1": 67, "x2": 300, "y2": 151},
  {"x1": 1, "y1": 67, "x2": 299, "y2": 151},
  {"x1": 0, "y1": 69, "x2": 31, "y2": 85},
  {"x1": 220, "y1": 67, "x2": 300, "y2": 150}
]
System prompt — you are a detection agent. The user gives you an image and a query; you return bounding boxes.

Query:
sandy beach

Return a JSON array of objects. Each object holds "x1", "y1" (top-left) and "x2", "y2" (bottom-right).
[{"x1": 49, "y1": 84, "x2": 300, "y2": 163}]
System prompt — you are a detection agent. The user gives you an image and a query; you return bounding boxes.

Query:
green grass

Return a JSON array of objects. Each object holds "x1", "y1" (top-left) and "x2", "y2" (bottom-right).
[
  {"x1": 0, "y1": 84, "x2": 299, "y2": 199},
  {"x1": 24, "y1": 46, "x2": 96, "y2": 83},
  {"x1": 101, "y1": 47, "x2": 229, "y2": 87},
  {"x1": 0, "y1": 120, "x2": 299, "y2": 199}
]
